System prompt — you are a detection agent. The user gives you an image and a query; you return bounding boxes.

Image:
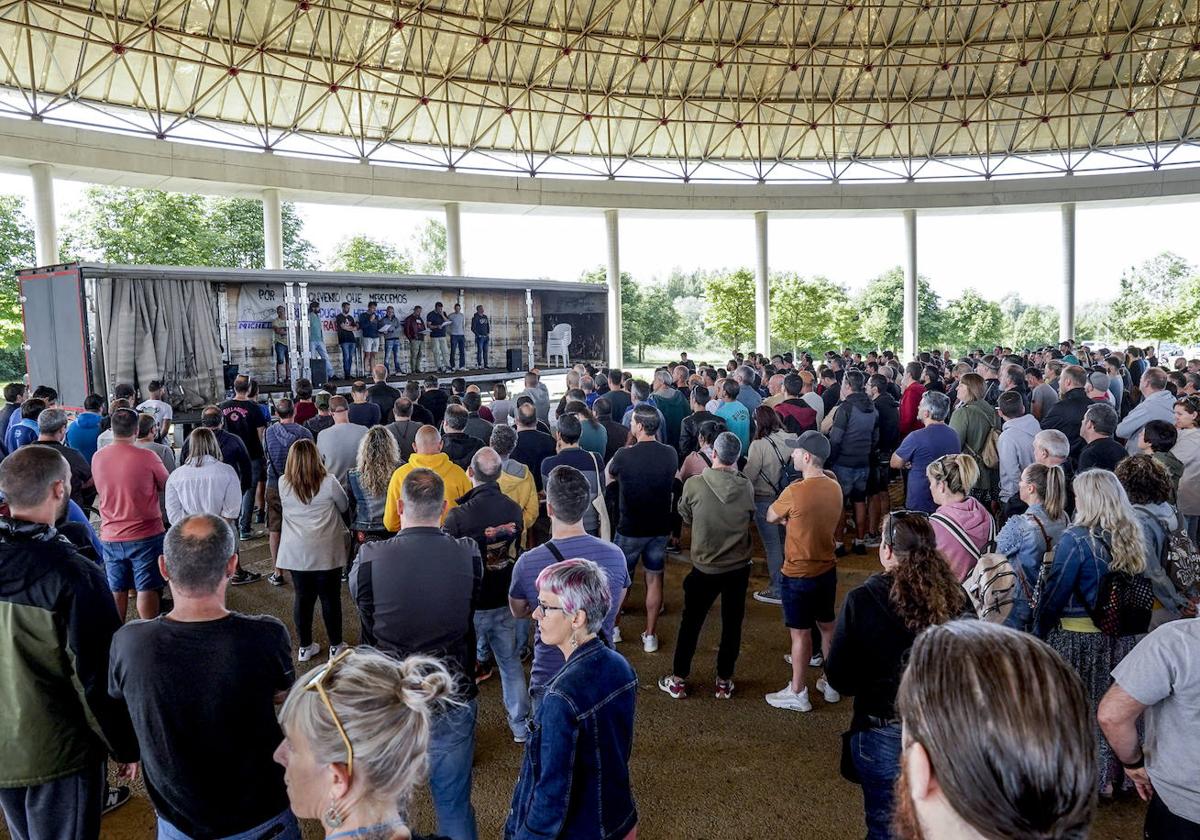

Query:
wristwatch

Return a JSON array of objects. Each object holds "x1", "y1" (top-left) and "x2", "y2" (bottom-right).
[{"x1": 1121, "y1": 753, "x2": 1145, "y2": 770}]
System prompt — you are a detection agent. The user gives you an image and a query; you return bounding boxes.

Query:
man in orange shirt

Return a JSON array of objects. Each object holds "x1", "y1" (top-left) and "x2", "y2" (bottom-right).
[
  {"x1": 764, "y1": 431, "x2": 843, "y2": 713},
  {"x1": 91, "y1": 407, "x2": 170, "y2": 620}
]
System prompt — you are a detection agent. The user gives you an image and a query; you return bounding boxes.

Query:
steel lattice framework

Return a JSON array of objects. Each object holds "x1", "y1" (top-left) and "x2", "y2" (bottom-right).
[{"x1": 1, "y1": 0, "x2": 1199, "y2": 183}]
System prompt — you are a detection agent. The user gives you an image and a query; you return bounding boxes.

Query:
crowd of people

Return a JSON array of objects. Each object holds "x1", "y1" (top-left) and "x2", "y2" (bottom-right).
[{"x1": 2, "y1": 338, "x2": 1199, "y2": 840}]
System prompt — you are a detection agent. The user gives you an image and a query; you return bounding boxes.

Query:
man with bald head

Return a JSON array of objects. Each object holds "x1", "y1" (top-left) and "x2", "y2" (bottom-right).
[
  {"x1": 108, "y1": 514, "x2": 296, "y2": 839},
  {"x1": 382, "y1": 424, "x2": 471, "y2": 531},
  {"x1": 367, "y1": 363, "x2": 401, "y2": 419},
  {"x1": 763, "y1": 373, "x2": 787, "y2": 408},
  {"x1": 444, "y1": 448, "x2": 529, "y2": 738}
]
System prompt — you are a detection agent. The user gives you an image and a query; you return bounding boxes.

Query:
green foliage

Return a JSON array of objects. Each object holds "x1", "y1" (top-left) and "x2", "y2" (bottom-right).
[
  {"x1": 670, "y1": 295, "x2": 707, "y2": 349},
  {"x1": 65, "y1": 187, "x2": 316, "y2": 269},
  {"x1": 415, "y1": 218, "x2": 448, "y2": 274},
  {"x1": 856, "y1": 267, "x2": 942, "y2": 350},
  {"x1": 1010, "y1": 304, "x2": 1060, "y2": 349},
  {"x1": 703, "y1": 268, "x2": 755, "y2": 353},
  {"x1": 0, "y1": 195, "x2": 33, "y2": 379},
  {"x1": 1074, "y1": 301, "x2": 1111, "y2": 344},
  {"x1": 1109, "y1": 252, "x2": 1196, "y2": 345},
  {"x1": 770, "y1": 273, "x2": 856, "y2": 354},
  {"x1": 942, "y1": 290, "x2": 1005, "y2": 352},
  {"x1": 329, "y1": 236, "x2": 413, "y2": 274}
]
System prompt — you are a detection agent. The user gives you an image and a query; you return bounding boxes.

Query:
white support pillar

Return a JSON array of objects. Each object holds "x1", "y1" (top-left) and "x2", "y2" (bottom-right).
[
  {"x1": 1060, "y1": 202, "x2": 1076, "y2": 342},
  {"x1": 525, "y1": 289, "x2": 535, "y2": 368},
  {"x1": 297, "y1": 281, "x2": 311, "y2": 381},
  {"x1": 263, "y1": 188, "x2": 283, "y2": 270},
  {"x1": 30, "y1": 163, "x2": 57, "y2": 266},
  {"x1": 903, "y1": 209, "x2": 918, "y2": 363},
  {"x1": 445, "y1": 202, "x2": 463, "y2": 276},
  {"x1": 605, "y1": 209, "x2": 622, "y2": 369},
  {"x1": 754, "y1": 211, "x2": 770, "y2": 355}
]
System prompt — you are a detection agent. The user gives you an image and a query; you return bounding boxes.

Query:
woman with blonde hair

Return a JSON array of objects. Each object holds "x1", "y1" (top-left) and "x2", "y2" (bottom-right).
[
  {"x1": 278, "y1": 438, "x2": 350, "y2": 662},
  {"x1": 949, "y1": 372, "x2": 1001, "y2": 504},
  {"x1": 993, "y1": 462, "x2": 1069, "y2": 631},
  {"x1": 927, "y1": 453, "x2": 995, "y2": 580},
  {"x1": 274, "y1": 647, "x2": 455, "y2": 839},
  {"x1": 1035, "y1": 468, "x2": 1148, "y2": 796},
  {"x1": 347, "y1": 427, "x2": 402, "y2": 540}
]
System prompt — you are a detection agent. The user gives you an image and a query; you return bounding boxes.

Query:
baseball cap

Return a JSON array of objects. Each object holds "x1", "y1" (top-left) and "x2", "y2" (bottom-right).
[{"x1": 796, "y1": 430, "x2": 830, "y2": 463}]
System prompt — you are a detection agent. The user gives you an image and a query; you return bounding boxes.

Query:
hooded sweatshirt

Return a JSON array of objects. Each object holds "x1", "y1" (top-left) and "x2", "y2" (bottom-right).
[
  {"x1": 829, "y1": 392, "x2": 879, "y2": 469},
  {"x1": 931, "y1": 496, "x2": 995, "y2": 580},
  {"x1": 677, "y1": 467, "x2": 756, "y2": 573},
  {"x1": 66, "y1": 412, "x2": 103, "y2": 463},
  {"x1": 1133, "y1": 501, "x2": 1190, "y2": 616},
  {"x1": 382, "y1": 452, "x2": 472, "y2": 532},
  {"x1": 997, "y1": 413, "x2": 1040, "y2": 501}
]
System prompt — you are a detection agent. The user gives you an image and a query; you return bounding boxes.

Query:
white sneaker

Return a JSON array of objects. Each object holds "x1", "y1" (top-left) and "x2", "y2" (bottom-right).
[
  {"x1": 641, "y1": 632, "x2": 659, "y2": 653},
  {"x1": 782, "y1": 653, "x2": 824, "y2": 667},
  {"x1": 816, "y1": 677, "x2": 841, "y2": 704},
  {"x1": 298, "y1": 643, "x2": 321, "y2": 662},
  {"x1": 765, "y1": 684, "x2": 812, "y2": 712},
  {"x1": 612, "y1": 625, "x2": 622, "y2": 644},
  {"x1": 328, "y1": 644, "x2": 347, "y2": 660}
]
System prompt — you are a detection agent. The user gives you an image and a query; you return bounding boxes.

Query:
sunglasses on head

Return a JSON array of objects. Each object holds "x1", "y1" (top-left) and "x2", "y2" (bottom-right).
[
  {"x1": 884, "y1": 510, "x2": 930, "y2": 547},
  {"x1": 302, "y1": 646, "x2": 354, "y2": 778}
]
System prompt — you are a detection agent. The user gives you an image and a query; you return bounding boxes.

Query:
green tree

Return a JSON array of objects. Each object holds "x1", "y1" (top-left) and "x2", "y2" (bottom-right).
[
  {"x1": 208, "y1": 197, "x2": 316, "y2": 269},
  {"x1": 625, "y1": 280, "x2": 678, "y2": 363},
  {"x1": 329, "y1": 236, "x2": 413, "y2": 274},
  {"x1": 943, "y1": 290, "x2": 1005, "y2": 353},
  {"x1": 1010, "y1": 304, "x2": 1060, "y2": 349},
  {"x1": 665, "y1": 268, "x2": 706, "y2": 301},
  {"x1": 1110, "y1": 252, "x2": 1196, "y2": 346},
  {"x1": 703, "y1": 268, "x2": 755, "y2": 353},
  {"x1": 415, "y1": 218, "x2": 447, "y2": 274},
  {"x1": 770, "y1": 273, "x2": 855, "y2": 355},
  {"x1": 670, "y1": 295, "x2": 707, "y2": 349},
  {"x1": 0, "y1": 195, "x2": 34, "y2": 378},
  {"x1": 856, "y1": 267, "x2": 942, "y2": 352},
  {"x1": 1074, "y1": 300, "x2": 1111, "y2": 344}
]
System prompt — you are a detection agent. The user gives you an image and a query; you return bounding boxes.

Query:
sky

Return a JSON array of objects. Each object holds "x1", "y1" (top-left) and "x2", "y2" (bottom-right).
[{"x1": 2, "y1": 171, "x2": 1198, "y2": 308}]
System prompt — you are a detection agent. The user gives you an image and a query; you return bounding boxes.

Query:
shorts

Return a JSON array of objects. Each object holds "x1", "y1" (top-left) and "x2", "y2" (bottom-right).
[
  {"x1": 781, "y1": 568, "x2": 837, "y2": 630},
  {"x1": 250, "y1": 456, "x2": 266, "y2": 486},
  {"x1": 103, "y1": 533, "x2": 166, "y2": 592},
  {"x1": 615, "y1": 533, "x2": 668, "y2": 574},
  {"x1": 867, "y1": 454, "x2": 893, "y2": 495},
  {"x1": 832, "y1": 464, "x2": 869, "y2": 503},
  {"x1": 361, "y1": 337, "x2": 380, "y2": 352},
  {"x1": 273, "y1": 342, "x2": 288, "y2": 364},
  {"x1": 266, "y1": 486, "x2": 283, "y2": 533}
]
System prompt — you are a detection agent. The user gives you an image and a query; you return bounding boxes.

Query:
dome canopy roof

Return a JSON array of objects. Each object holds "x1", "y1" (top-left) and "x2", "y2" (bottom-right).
[{"x1": 1, "y1": 0, "x2": 1197, "y2": 183}]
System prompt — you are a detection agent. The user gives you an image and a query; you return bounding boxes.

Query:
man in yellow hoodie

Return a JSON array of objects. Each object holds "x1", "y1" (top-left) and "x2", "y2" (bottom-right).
[{"x1": 383, "y1": 425, "x2": 471, "y2": 531}]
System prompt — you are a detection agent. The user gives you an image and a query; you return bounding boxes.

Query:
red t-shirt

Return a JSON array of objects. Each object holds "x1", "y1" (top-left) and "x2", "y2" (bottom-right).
[
  {"x1": 92, "y1": 441, "x2": 170, "y2": 542},
  {"x1": 294, "y1": 400, "x2": 318, "y2": 425}
]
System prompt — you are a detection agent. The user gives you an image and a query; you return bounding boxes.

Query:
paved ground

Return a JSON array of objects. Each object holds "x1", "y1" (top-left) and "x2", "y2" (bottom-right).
[{"x1": 7, "y1": 536, "x2": 1145, "y2": 839}]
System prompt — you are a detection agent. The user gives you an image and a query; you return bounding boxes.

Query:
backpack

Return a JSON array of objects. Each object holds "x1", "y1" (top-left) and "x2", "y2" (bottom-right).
[
  {"x1": 1087, "y1": 532, "x2": 1153, "y2": 637},
  {"x1": 765, "y1": 436, "x2": 801, "y2": 496},
  {"x1": 1161, "y1": 526, "x2": 1200, "y2": 597},
  {"x1": 1025, "y1": 513, "x2": 1058, "y2": 614},
  {"x1": 932, "y1": 511, "x2": 1010, "y2": 621},
  {"x1": 962, "y1": 404, "x2": 1001, "y2": 469}
]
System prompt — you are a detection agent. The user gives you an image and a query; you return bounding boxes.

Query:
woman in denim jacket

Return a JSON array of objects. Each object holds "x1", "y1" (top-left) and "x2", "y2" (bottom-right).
[
  {"x1": 994, "y1": 463, "x2": 1068, "y2": 631},
  {"x1": 506, "y1": 558, "x2": 638, "y2": 840},
  {"x1": 1034, "y1": 469, "x2": 1147, "y2": 796}
]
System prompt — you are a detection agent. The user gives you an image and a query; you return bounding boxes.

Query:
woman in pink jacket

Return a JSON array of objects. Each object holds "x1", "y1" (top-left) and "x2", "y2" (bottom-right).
[{"x1": 926, "y1": 454, "x2": 996, "y2": 580}]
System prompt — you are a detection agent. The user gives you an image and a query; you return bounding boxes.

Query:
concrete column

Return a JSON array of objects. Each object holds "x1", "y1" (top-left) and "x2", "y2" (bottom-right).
[
  {"x1": 605, "y1": 209, "x2": 622, "y2": 369},
  {"x1": 754, "y1": 211, "x2": 770, "y2": 355},
  {"x1": 445, "y1": 202, "x2": 463, "y2": 276},
  {"x1": 1060, "y1": 203, "x2": 1076, "y2": 342},
  {"x1": 263, "y1": 188, "x2": 283, "y2": 270},
  {"x1": 30, "y1": 163, "x2": 57, "y2": 266},
  {"x1": 903, "y1": 209, "x2": 918, "y2": 363}
]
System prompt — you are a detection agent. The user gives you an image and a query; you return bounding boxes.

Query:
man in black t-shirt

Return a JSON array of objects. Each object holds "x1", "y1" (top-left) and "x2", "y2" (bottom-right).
[
  {"x1": 511, "y1": 402, "x2": 557, "y2": 492},
  {"x1": 606, "y1": 404, "x2": 679, "y2": 653},
  {"x1": 219, "y1": 376, "x2": 267, "y2": 539},
  {"x1": 347, "y1": 381, "x2": 382, "y2": 427},
  {"x1": 335, "y1": 301, "x2": 358, "y2": 379},
  {"x1": 367, "y1": 363, "x2": 401, "y2": 419},
  {"x1": 418, "y1": 375, "x2": 449, "y2": 428},
  {"x1": 109, "y1": 515, "x2": 296, "y2": 839}
]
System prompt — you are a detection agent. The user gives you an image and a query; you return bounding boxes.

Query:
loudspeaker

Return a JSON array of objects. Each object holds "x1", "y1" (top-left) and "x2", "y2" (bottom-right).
[
  {"x1": 309, "y1": 358, "x2": 328, "y2": 387},
  {"x1": 506, "y1": 349, "x2": 524, "y2": 372},
  {"x1": 223, "y1": 364, "x2": 239, "y2": 391}
]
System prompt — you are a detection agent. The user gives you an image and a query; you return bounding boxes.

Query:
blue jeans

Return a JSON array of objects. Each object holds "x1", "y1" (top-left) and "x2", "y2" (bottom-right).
[
  {"x1": 238, "y1": 457, "x2": 265, "y2": 534},
  {"x1": 309, "y1": 339, "x2": 331, "y2": 373},
  {"x1": 474, "y1": 607, "x2": 530, "y2": 739},
  {"x1": 385, "y1": 338, "x2": 402, "y2": 372},
  {"x1": 450, "y1": 335, "x2": 466, "y2": 368},
  {"x1": 156, "y1": 808, "x2": 301, "y2": 840},
  {"x1": 339, "y1": 341, "x2": 356, "y2": 378},
  {"x1": 851, "y1": 723, "x2": 903, "y2": 840},
  {"x1": 428, "y1": 699, "x2": 478, "y2": 840},
  {"x1": 475, "y1": 336, "x2": 489, "y2": 367},
  {"x1": 102, "y1": 533, "x2": 166, "y2": 592},
  {"x1": 754, "y1": 498, "x2": 784, "y2": 596},
  {"x1": 615, "y1": 533, "x2": 668, "y2": 573}
]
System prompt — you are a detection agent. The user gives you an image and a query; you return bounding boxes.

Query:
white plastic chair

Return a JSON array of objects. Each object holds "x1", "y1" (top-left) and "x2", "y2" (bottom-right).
[{"x1": 546, "y1": 323, "x2": 572, "y2": 367}]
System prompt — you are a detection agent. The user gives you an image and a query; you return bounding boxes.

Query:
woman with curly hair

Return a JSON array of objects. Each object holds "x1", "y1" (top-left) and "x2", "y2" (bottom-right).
[
  {"x1": 347, "y1": 426, "x2": 402, "y2": 539},
  {"x1": 1035, "y1": 468, "x2": 1148, "y2": 796},
  {"x1": 824, "y1": 511, "x2": 971, "y2": 839},
  {"x1": 1116, "y1": 454, "x2": 1194, "y2": 624}
]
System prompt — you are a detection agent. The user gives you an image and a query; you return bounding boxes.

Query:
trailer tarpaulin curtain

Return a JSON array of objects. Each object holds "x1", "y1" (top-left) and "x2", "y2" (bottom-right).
[{"x1": 96, "y1": 276, "x2": 224, "y2": 408}]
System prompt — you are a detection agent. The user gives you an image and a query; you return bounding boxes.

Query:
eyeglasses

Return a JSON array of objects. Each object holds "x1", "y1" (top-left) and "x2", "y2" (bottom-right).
[
  {"x1": 303, "y1": 646, "x2": 354, "y2": 778},
  {"x1": 534, "y1": 600, "x2": 570, "y2": 616},
  {"x1": 885, "y1": 510, "x2": 930, "y2": 547}
]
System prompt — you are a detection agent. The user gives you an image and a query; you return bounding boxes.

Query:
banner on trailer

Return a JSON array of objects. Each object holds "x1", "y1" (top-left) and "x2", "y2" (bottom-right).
[{"x1": 233, "y1": 283, "x2": 451, "y2": 333}]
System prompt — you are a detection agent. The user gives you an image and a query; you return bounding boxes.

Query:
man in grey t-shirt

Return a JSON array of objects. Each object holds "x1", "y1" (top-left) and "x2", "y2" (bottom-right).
[
  {"x1": 1026, "y1": 367, "x2": 1058, "y2": 421},
  {"x1": 315, "y1": 396, "x2": 366, "y2": 487},
  {"x1": 448, "y1": 303, "x2": 467, "y2": 371},
  {"x1": 1099, "y1": 618, "x2": 1200, "y2": 836}
]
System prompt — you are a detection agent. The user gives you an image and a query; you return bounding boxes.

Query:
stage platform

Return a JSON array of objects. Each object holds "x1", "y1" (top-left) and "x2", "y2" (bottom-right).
[{"x1": 260, "y1": 365, "x2": 573, "y2": 395}]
